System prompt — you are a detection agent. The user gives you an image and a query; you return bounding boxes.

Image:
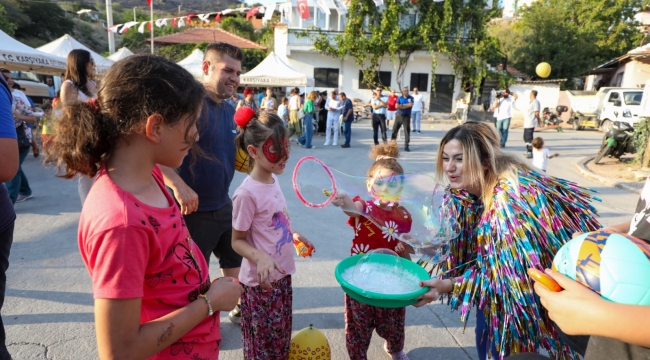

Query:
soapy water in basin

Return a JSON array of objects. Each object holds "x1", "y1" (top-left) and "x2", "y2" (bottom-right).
[{"x1": 341, "y1": 262, "x2": 422, "y2": 295}]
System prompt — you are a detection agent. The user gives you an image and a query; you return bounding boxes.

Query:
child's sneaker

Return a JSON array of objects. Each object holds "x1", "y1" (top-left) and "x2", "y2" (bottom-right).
[
  {"x1": 385, "y1": 342, "x2": 409, "y2": 360},
  {"x1": 16, "y1": 194, "x2": 33, "y2": 203},
  {"x1": 228, "y1": 304, "x2": 241, "y2": 324}
]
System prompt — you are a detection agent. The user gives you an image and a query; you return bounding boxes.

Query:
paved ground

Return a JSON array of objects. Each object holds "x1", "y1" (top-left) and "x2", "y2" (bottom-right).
[{"x1": 5, "y1": 121, "x2": 639, "y2": 359}]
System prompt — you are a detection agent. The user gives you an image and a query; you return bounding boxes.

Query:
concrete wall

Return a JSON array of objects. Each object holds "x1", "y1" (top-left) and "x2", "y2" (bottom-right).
[
  {"x1": 508, "y1": 83, "x2": 561, "y2": 125},
  {"x1": 623, "y1": 61, "x2": 650, "y2": 88}
]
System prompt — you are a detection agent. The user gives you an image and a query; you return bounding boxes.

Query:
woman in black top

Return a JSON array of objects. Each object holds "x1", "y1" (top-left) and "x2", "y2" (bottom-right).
[{"x1": 317, "y1": 91, "x2": 327, "y2": 136}]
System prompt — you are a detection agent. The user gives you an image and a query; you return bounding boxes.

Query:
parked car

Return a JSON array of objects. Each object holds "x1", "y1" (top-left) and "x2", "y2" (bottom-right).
[{"x1": 566, "y1": 87, "x2": 643, "y2": 132}]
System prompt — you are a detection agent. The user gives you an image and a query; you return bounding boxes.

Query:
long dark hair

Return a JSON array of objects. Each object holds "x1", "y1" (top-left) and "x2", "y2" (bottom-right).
[
  {"x1": 47, "y1": 55, "x2": 205, "y2": 178},
  {"x1": 64, "y1": 49, "x2": 93, "y2": 97}
]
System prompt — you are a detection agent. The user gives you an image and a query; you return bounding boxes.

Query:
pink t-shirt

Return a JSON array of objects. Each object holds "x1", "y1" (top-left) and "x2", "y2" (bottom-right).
[
  {"x1": 78, "y1": 165, "x2": 219, "y2": 360},
  {"x1": 232, "y1": 174, "x2": 296, "y2": 287}
]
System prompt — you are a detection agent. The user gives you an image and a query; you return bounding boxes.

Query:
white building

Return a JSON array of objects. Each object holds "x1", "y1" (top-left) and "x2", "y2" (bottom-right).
[
  {"x1": 272, "y1": 0, "x2": 463, "y2": 113},
  {"x1": 501, "y1": 0, "x2": 537, "y2": 18}
]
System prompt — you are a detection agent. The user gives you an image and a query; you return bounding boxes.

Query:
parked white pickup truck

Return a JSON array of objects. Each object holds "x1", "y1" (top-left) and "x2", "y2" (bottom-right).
[{"x1": 567, "y1": 87, "x2": 643, "y2": 132}]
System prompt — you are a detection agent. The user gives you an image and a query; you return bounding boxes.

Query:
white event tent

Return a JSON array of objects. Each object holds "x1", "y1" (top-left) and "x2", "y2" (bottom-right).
[
  {"x1": 0, "y1": 30, "x2": 66, "y2": 75},
  {"x1": 240, "y1": 52, "x2": 314, "y2": 87},
  {"x1": 37, "y1": 34, "x2": 114, "y2": 74},
  {"x1": 177, "y1": 49, "x2": 204, "y2": 80},
  {"x1": 107, "y1": 47, "x2": 134, "y2": 62}
]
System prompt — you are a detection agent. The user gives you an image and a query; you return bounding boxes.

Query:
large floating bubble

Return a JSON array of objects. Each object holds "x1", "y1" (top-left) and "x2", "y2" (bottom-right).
[{"x1": 292, "y1": 156, "x2": 460, "y2": 264}]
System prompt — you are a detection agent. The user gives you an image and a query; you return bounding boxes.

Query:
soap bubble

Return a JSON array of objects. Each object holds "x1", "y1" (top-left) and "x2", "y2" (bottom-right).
[{"x1": 293, "y1": 156, "x2": 459, "y2": 265}]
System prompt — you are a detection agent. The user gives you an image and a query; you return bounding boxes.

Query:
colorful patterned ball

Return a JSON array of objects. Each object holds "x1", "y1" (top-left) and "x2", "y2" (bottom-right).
[
  {"x1": 235, "y1": 147, "x2": 252, "y2": 173},
  {"x1": 552, "y1": 229, "x2": 650, "y2": 305},
  {"x1": 289, "y1": 324, "x2": 331, "y2": 360}
]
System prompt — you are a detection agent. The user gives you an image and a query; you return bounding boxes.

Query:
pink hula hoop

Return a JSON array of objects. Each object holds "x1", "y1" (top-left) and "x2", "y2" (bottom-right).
[{"x1": 292, "y1": 156, "x2": 337, "y2": 208}]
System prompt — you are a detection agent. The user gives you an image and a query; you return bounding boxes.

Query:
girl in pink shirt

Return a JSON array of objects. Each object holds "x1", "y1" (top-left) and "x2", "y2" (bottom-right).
[
  {"x1": 231, "y1": 107, "x2": 315, "y2": 359},
  {"x1": 46, "y1": 55, "x2": 243, "y2": 359}
]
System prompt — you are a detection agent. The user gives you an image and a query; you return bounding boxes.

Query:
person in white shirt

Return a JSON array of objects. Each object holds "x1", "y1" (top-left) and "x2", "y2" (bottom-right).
[
  {"x1": 287, "y1": 88, "x2": 302, "y2": 140},
  {"x1": 277, "y1": 97, "x2": 289, "y2": 126},
  {"x1": 523, "y1": 90, "x2": 541, "y2": 158},
  {"x1": 531, "y1": 137, "x2": 559, "y2": 172},
  {"x1": 324, "y1": 90, "x2": 343, "y2": 146},
  {"x1": 491, "y1": 89, "x2": 518, "y2": 148},
  {"x1": 411, "y1": 87, "x2": 425, "y2": 133}
]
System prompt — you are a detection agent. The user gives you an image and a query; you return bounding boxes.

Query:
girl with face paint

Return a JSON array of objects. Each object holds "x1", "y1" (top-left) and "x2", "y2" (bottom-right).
[
  {"x1": 231, "y1": 107, "x2": 315, "y2": 359},
  {"x1": 330, "y1": 141, "x2": 412, "y2": 360}
]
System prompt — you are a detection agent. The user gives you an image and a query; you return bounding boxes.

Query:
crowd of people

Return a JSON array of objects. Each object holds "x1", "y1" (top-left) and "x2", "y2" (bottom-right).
[{"x1": 0, "y1": 41, "x2": 648, "y2": 360}]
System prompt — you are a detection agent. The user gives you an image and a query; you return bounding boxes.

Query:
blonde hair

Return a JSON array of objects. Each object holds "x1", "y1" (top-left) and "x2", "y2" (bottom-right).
[
  {"x1": 436, "y1": 122, "x2": 530, "y2": 212},
  {"x1": 307, "y1": 91, "x2": 319, "y2": 101},
  {"x1": 367, "y1": 141, "x2": 403, "y2": 177}
]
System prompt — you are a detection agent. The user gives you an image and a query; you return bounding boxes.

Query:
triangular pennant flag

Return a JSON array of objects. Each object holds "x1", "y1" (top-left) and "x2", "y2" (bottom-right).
[
  {"x1": 148, "y1": 21, "x2": 152, "y2": 31},
  {"x1": 246, "y1": 7, "x2": 260, "y2": 19},
  {"x1": 108, "y1": 24, "x2": 122, "y2": 33},
  {"x1": 216, "y1": 12, "x2": 221, "y2": 22},
  {"x1": 178, "y1": 17, "x2": 185, "y2": 27},
  {"x1": 198, "y1": 13, "x2": 211, "y2": 23},
  {"x1": 120, "y1": 21, "x2": 139, "y2": 33},
  {"x1": 186, "y1": 13, "x2": 195, "y2": 22},
  {"x1": 146, "y1": 0, "x2": 151, "y2": 6},
  {"x1": 172, "y1": 17, "x2": 178, "y2": 28},
  {"x1": 263, "y1": 3, "x2": 276, "y2": 20},
  {"x1": 155, "y1": 18, "x2": 164, "y2": 27},
  {"x1": 315, "y1": 0, "x2": 330, "y2": 14},
  {"x1": 138, "y1": 21, "x2": 147, "y2": 33}
]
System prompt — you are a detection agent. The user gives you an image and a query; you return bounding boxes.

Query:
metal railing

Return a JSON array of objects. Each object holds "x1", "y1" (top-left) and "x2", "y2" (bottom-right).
[{"x1": 287, "y1": 29, "x2": 343, "y2": 46}]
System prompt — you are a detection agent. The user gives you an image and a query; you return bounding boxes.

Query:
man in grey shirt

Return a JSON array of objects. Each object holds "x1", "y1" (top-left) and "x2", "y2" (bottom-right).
[{"x1": 523, "y1": 90, "x2": 540, "y2": 158}]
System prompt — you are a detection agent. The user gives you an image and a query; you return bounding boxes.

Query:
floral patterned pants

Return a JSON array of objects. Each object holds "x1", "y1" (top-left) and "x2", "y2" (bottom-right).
[
  {"x1": 345, "y1": 294, "x2": 405, "y2": 360},
  {"x1": 241, "y1": 275, "x2": 292, "y2": 360}
]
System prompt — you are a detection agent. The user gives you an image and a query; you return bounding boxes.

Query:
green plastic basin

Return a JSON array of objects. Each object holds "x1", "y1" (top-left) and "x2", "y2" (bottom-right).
[{"x1": 334, "y1": 253, "x2": 430, "y2": 308}]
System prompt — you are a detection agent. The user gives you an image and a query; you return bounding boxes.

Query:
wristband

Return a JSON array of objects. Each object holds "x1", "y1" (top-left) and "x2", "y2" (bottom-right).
[{"x1": 198, "y1": 294, "x2": 213, "y2": 316}]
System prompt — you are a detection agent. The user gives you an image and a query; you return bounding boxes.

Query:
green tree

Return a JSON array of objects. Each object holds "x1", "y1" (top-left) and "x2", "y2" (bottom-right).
[
  {"x1": 307, "y1": 0, "x2": 497, "y2": 91},
  {"x1": 13, "y1": 0, "x2": 74, "y2": 42},
  {"x1": 0, "y1": 4, "x2": 16, "y2": 36},
  {"x1": 221, "y1": 16, "x2": 256, "y2": 41}
]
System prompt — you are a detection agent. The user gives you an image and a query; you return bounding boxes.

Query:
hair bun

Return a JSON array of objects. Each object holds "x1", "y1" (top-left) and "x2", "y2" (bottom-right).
[{"x1": 234, "y1": 106, "x2": 256, "y2": 128}]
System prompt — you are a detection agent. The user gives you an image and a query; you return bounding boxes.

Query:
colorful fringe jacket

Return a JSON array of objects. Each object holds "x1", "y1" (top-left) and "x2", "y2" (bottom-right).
[{"x1": 439, "y1": 170, "x2": 601, "y2": 359}]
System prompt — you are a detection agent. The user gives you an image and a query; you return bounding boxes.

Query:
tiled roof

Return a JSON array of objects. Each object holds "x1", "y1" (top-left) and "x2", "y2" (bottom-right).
[
  {"x1": 517, "y1": 79, "x2": 567, "y2": 84},
  {"x1": 496, "y1": 64, "x2": 528, "y2": 78},
  {"x1": 150, "y1": 28, "x2": 267, "y2": 50}
]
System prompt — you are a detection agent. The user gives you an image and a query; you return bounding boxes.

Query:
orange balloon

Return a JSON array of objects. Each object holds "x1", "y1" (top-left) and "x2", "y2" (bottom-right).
[{"x1": 527, "y1": 268, "x2": 562, "y2": 292}]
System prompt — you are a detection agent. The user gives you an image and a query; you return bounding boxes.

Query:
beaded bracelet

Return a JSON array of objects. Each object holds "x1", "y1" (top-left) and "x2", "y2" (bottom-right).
[{"x1": 198, "y1": 294, "x2": 213, "y2": 316}]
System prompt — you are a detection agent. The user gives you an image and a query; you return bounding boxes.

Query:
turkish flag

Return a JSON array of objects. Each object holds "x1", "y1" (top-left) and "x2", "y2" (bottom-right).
[
  {"x1": 216, "y1": 12, "x2": 222, "y2": 22},
  {"x1": 246, "y1": 7, "x2": 260, "y2": 19},
  {"x1": 146, "y1": 0, "x2": 151, "y2": 7},
  {"x1": 297, "y1": 0, "x2": 310, "y2": 19}
]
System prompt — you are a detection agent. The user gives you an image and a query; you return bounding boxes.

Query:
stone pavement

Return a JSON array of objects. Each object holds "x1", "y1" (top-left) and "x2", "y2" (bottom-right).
[{"x1": 5, "y1": 122, "x2": 638, "y2": 359}]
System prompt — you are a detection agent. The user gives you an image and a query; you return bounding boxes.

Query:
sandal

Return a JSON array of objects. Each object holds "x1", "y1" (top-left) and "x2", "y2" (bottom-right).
[{"x1": 32, "y1": 146, "x2": 40, "y2": 158}]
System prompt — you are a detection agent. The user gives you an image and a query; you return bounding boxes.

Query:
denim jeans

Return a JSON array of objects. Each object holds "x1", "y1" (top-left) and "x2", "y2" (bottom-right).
[
  {"x1": 496, "y1": 117, "x2": 511, "y2": 147},
  {"x1": 411, "y1": 111, "x2": 422, "y2": 131},
  {"x1": 342, "y1": 119, "x2": 352, "y2": 145},
  {"x1": 5, "y1": 147, "x2": 31, "y2": 204},
  {"x1": 298, "y1": 113, "x2": 315, "y2": 148},
  {"x1": 476, "y1": 310, "x2": 508, "y2": 360}
]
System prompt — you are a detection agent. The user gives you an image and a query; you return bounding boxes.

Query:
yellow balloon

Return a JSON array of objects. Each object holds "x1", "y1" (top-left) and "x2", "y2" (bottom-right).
[
  {"x1": 234, "y1": 147, "x2": 252, "y2": 173},
  {"x1": 536, "y1": 62, "x2": 552, "y2": 78},
  {"x1": 289, "y1": 324, "x2": 331, "y2": 360}
]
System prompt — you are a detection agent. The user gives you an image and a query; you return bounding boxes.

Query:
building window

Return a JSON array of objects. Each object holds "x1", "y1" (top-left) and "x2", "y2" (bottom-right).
[
  {"x1": 358, "y1": 70, "x2": 391, "y2": 89},
  {"x1": 314, "y1": 68, "x2": 339, "y2": 88},
  {"x1": 410, "y1": 73, "x2": 429, "y2": 92},
  {"x1": 614, "y1": 72, "x2": 624, "y2": 87},
  {"x1": 399, "y1": 14, "x2": 416, "y2": 30}
]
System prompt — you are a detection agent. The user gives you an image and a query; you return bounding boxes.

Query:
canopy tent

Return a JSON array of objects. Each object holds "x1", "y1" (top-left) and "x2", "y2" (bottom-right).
[
  {"x1": 177, "y1": 49, "x2": 204, "y2": 80},
  {"x1": 107, "y1": 47, "x2": 134, "y2": 62},
  {"x1": 240, "y1": 52, "x2": 314, "y2": 87},
  {"x1": 37, "y1": 34, "x2": 114, "y2": 74},
  {"x1": 0, "y1": 30, "x2": 66, "y2": 76}
]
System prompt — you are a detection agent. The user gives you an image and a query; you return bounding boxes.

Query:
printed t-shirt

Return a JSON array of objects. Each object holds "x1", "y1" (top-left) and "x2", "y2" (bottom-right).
[
  {"x1": 0, "y1": 75, "x2": 15, "y2": 233},
  {"x1": 412, "y1": 93, "x2": 424, "y2": 112},
  {"x1": 387, "y1": 95, "x2": 398, "y2": 111},
  {"x1": 397, "y1": 95, "x2": 414, "y2": 116},
  {"x1": 347, "y1": 196, "x2": 412, "y2": 255},
  {"x1": 177, "y1": 97, "x2": 236, "y2": 212},
  {"x1": 232, "y1": 174, "x2": 296, "y2": 287},
  {"x1": 532, "y1": 148, "x2": 551, "y2": 171},
  {"x1": 78, "y1": 165, "x2": 218, "y2": 360}
]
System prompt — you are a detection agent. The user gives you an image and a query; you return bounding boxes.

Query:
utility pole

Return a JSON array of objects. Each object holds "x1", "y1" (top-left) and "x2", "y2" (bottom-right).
[
  {"x1": 105, "y1": 0, "x2": 115, "y2": 54},
  {"x1": 178, "y1": 5, "x2": 182, "y2": 15},
  {"x1": 133, "y1": 7, "x2": 136, "y2": 21},
  {"x1": 150, "y1": 0, "x2": 154, "y2": 54}
]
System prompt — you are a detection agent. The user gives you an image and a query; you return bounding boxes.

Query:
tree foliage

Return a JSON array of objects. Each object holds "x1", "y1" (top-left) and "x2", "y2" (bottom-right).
[
  {"x1": 490, "y1": 0, "x2": 648, "y2": 88},
  {"x1": 0, "y1": 4, "x2": 16, "y2": 36},
  {"x1": 306, "y1": 0, "x2": 497, "y2": 90}
]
